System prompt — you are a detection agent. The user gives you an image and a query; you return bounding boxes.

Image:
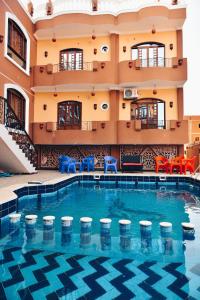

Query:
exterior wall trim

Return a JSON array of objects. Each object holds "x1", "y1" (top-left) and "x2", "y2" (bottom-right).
[
  {"x1": 4, "y1": 11, "x2": 30, "y2": 76},
  {"x1": 4, "y1": 83, "x2": 30, "y2": 133}
]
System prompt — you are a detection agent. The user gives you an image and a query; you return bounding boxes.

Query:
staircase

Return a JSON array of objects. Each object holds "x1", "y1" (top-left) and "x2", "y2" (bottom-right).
[{"x1": 0, "y1": 96, "x2": 37, "y2": 174}]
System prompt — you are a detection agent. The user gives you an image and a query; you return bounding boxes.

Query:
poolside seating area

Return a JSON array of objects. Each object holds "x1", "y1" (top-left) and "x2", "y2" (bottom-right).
[
  {"x1": 59, "y1": 155, "x2": 197, "y2": 175},
  {"x1": 59, "y1": 155, "x2": 118, "y2": 174},
  {"x1": 155, "y1": 155, "x2": 196, "y2": 175}
]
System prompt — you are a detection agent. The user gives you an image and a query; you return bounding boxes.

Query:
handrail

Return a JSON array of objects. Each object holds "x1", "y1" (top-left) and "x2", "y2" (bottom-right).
[
  {"x1": 0, "y1": 96, "x2": 38, "y2": 168},
  {"x1": 135, "y1": 57, "x2": 173, "y2": 68}
]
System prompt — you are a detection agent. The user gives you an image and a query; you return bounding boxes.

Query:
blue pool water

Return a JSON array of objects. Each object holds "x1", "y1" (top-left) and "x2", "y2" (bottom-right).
[{"x1": 1, "y1": 180, "x2": 200, "y2": 299}]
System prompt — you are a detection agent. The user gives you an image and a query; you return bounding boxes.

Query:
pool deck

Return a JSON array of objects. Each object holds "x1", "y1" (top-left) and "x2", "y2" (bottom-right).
[{"x1": 0, "y1": 170, "x2": 199, "y2": 204}]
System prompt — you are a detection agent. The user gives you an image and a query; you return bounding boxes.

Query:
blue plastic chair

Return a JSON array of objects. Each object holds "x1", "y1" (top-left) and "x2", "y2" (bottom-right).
[
  {"x1": 66, "y1": 158, "x2": 77, "y2": 174},
  {"x1": 81, "y1": 156, "x2": 95, "y2": 172},
  {"x1": 104, "y1": 156, "x2": 117, "y2": 173},
  {"x1": 59, "y1": 155, "x2": 71, "y2": 173}
]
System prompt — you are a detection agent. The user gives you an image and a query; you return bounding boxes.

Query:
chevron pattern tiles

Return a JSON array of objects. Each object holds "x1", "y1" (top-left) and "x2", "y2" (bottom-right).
[{"x1": 0, "y1": 246, "x2": 200, "y2": 300}]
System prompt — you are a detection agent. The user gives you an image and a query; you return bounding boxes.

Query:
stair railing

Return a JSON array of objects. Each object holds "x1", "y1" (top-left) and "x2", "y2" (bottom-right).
[{"x1": 0, "y1": 96, "x2": 38, "y2": 168}]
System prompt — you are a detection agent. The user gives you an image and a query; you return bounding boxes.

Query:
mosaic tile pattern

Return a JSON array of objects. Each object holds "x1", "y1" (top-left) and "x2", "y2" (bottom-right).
[{"x1": 0, "y1": 246, "x2": 200, "y2": 299}]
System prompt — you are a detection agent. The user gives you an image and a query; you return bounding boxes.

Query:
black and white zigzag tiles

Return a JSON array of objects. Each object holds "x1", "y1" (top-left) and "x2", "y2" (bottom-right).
[{"x1": 0, "y1": 247, "x2": 200, "y2": 299}]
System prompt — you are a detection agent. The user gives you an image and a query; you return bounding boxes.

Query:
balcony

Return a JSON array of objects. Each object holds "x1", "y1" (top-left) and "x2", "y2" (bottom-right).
[
  {"x1": 117, "y1": 120, "x2": 189, "y2": 144},
  {"x1": 119, "y1": 58, "x2": 187, "y2": 87},
  {"x1": 32, "y1": 121, "x2": 116, "y2": 145},
  {"x1": 25, "y1": 0, "x2": 186, "y2": 21},
  {"x1": 32, "y1": 61, "x2": 115, "y2": 89}
]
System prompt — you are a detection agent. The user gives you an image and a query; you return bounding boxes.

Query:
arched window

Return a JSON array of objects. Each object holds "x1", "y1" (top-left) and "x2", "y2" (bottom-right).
[
  {"x1": 131, "y1": 98, "x2": 165, "y2": 129},
  {"x1": 7, "y1": 88, "x2": 26, "y2": 129},
  {"x1": 131, "y1": 42, "x2": 165, "y2": 67},
  {"x1": 5, "y1": 12, "x2": 30, "y2": 75},
  {"x1": 60, "y1": 48, "x2": 83, "y2": 71},
  {"x1": 57, "y1": 101, "x2": 82, "y2": 129}
]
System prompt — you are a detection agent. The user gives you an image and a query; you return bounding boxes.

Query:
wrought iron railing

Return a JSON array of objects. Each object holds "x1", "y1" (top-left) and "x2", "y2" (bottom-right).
[
  {"x1": 137, "y1": 58, "x2": 173, "y2": 68},
  {"x1": 53, "y1": 62, "x2": 93, "y2": 73},
  {"x1": 134, "y1": 119, "x2": 166, "y2": 129},
  {"x1": 0, "y1": 96, "x2": 38, "y2": 168}
]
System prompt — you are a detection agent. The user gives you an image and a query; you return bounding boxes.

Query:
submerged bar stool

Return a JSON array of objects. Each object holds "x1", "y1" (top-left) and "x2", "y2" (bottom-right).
[
  {"x1": 100, "y1": 218, "x2": 112, "y2": 250},
  {"x1": 139, "y1": 220, "x2": 152, "y2": 252},
  {"x1": 43, "y1": 216, "x2": 55, "y2": 243},
  {"x1": 80, "y1": 217, "x2": 93, "y2": 248},
  {"x1": 61, "y1": 216, "x2": 73, "y2": 245},
  {"x1": 9, "y1": 213, "x2": 21, "y2": 238},
  {"x1": 182, "y1": 222, "x2": 195, "y2": 240},
  {"x1": 160, "y1": 222, "x2": 173, "y2": 255},
  {"x1": 25, "y1": 215, "x2": 38, "y2": 241},
  {"x1": 119, "y1": 219, "x2": 132, "y2": 251}
]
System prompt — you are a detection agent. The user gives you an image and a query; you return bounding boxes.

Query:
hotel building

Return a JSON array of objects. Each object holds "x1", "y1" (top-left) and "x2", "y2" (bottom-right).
[{"x1": 0, "y1": 0, "x2": 188, "y2": 173}]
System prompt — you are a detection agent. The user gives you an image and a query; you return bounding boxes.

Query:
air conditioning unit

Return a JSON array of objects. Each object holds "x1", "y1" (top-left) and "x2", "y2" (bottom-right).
[{"x1": 123, "y1": 88, "x2": 138, "y2": 100}]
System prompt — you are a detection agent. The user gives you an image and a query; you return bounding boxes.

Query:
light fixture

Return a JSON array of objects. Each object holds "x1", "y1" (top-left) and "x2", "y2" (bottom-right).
[
  {"x1": 128, "y1": 61, "x2": 133, "y2": 68},
  {"x1": 122, "y1": 103, "x2": 126, "y2": 109},
  {"x1": 39, "y1": 66, "x2": 44, "y2": 73},
  {"x1": 43, "y1": 104, "x2": 47, "y2": 110},
  {"x1": 92, "y1": 0, "x2": 97, "y2": 11},
  {"x1": 153, "y1": 89, "x2": 157, "y2": 95},
  {"x1": 169, "y1": 43, "x2": 173, "y2": 50},
  {"x1": 169, "y1": 101, "x2": 173, "y2": 108},
  {"x1": 0, "y1": 35, "x2": 4, "y2": 43},
  {"x1": 123, "y1": 46, "x2": 126, "y2": 53},
  {"x1": 53, "y1": 87, "x2": 58, "y2": 97},
  {"x1": 176, "y1": 121, "x2": 181, "y2": 127},
  {"x1": 126, "y1": 122, "x2": 131, "y2": 128},
  {"x1": 94, "y1": 104, "x2": 97, "y2": 110},
  {"x1": 152, "y1": 25, "x2": 156, "y2": 34},
  {"x1": 52, "y1": 33, "x2": 56, "y2": 42},
  {"x1": 44, "y1": 51, "x2": 48, "y2": 57},
  {"x1": 92, "y1": 34, "x2": 96, "y2": 40},
  {"x1": 101, "y1": 62, "x2": 105, "y2": 69},
  {"x1": 39, "y1": 123, "x2": 44, "y2": 130},
  {"x1": 101, "y1": 122, "x2": 105, "y2": 129},
  {"x1": 94, "y1": 48, "x2": 97, "y2": 55},
  {"x1": 91, "y1": 87, "x2": 95, "y2": 96}
]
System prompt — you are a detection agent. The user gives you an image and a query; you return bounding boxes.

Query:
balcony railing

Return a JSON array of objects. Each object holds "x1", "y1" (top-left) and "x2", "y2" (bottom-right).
[
  {"x1": 137, "y1": 58, "x2": 173, "y2": 68},
  {"x1": 135, "y1": 119, "x2": 166, "y2": 129},
  {"x1": 26, "y1": 0, "x2": 186, "y2": 20},
  {"x1": 39, "y1": 62, "x2": 93, "y2": 74}
]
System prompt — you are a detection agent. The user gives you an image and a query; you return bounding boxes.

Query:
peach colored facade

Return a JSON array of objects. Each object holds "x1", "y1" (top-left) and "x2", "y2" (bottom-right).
[{"x1": 0, "y1": 0, "x2": 190, "y2": 170}]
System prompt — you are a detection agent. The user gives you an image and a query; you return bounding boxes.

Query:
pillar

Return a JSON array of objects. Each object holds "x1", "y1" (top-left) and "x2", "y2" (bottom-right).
[{"x1": 176, "y1": 30, "x2": 183, "y2": 59}]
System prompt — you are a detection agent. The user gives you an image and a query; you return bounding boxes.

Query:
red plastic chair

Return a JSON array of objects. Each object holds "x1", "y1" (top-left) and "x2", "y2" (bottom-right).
[
  {"x1": 155, "y1": 156, "x2": 169, "y2": 173},
  {"x1": 182, "y1": 156, "x2": 196, "y2": 175},
  {"x1": 169, "y1": 156, "x2": 184, "y2": 174}
]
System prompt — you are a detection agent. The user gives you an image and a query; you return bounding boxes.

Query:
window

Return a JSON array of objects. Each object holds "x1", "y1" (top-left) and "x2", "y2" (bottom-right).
[
  {"x1": 60, "y1": 48, "x2": 83, "y2": 71},
  {"x1": 57, "y1": 101, "x2": 82, "y2": 129},
  {"x1": 7, "y1": 19, "x2": 27, "y2": 69},
  {"x1": 131, "y1": 42, "x2": 165, "y2": 67},
  {"x1": 131, "y1": 98, "x2": 165, "y2": 129},
  {"x1": 5, "y1": 12, "x2": 30, "y2": 75},
  {"x1": 7, "y1": 88, "x2": 26, "y2": 129}
]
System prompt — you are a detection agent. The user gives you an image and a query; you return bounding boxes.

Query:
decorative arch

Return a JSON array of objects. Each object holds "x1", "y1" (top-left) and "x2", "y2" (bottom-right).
[
  {"x1": 131, "y1": 42, "x2": 165, "y2": 67},
  {"x1": 57, "y1": 100, "x2": 82, "y2": 129},
  {"x1": 131, "y1": 98, "x2": 166, "y2": 129},
  {"x1": 59, "y1": 48, "x2": 83, "y2": 70},
  {"x1": 4, "y1": 12, "x2": 30, "y2": 75},
  {"x1": 4, "y1": 83, "x2": 30, "y2": 133}
]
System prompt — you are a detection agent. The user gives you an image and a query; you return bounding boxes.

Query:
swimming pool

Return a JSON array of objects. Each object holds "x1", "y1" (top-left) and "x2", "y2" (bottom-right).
[{"x1": 0, "y1": 176, "x2": 200, "y2": 299}]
